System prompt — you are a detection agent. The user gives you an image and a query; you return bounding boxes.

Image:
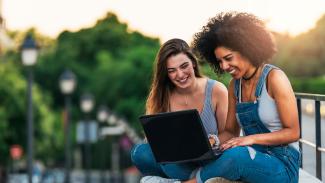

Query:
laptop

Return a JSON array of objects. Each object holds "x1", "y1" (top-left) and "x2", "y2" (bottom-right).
[{"x1": 139, "y1": 109, "x2": 221, "y2": 164}]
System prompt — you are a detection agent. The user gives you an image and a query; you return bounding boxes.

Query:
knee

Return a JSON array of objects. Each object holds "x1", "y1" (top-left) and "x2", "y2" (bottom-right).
[
  {"x1": 221, "y1": 146, "x2": 249, "y2": 165},
  {"x1": 130, "y1": 143, "x2": 155, "y2": 166}
]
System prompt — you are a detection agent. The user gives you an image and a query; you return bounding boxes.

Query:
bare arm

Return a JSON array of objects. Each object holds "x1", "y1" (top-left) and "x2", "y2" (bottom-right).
[
  {"x1": 218, "y1": 79, "x2": 241, "y2": 144},
  {"x1": 250, "y1": 69, "x2": 300, "y2": 145},
  {"x1": 214, "y1": 81, "x2": 228, "y2": 134},
  {"x1": 208, "y1": 81, "x2": 228, "y2": 146}
]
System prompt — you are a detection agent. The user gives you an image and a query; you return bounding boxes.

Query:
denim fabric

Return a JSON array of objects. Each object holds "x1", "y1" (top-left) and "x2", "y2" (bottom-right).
[
  {"x1": 130, "y1": 143, "x2": 167, "y2": 177},
  {"x1": 197, "y1": 64, "x2": 300, "y2": 183},
  {"x1": 160, "y1": 161, "x2": 199, "y2": 180},
  {"x1": 130, "y1": 142, "x2": 200, "y2": 180}
]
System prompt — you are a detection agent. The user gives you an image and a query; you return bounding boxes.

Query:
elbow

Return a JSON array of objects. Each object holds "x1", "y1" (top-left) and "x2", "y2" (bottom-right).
[
  {"x1": 291, "y1": 129, "x2": 300, "y2": 142},
  {"x1": 294, "y1": 131, "x2": 300, "y2": 141}
]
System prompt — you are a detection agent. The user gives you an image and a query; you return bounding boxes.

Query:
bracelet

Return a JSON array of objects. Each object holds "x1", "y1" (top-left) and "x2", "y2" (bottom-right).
[{"x1": 208, "y1": 134, "x2": 220, "y2": 147}]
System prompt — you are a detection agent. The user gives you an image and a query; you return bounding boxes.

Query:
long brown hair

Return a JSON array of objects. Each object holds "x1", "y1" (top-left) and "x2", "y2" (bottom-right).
[{"x1": 146, "y1": 38, "x2": 202, "y2": 114}]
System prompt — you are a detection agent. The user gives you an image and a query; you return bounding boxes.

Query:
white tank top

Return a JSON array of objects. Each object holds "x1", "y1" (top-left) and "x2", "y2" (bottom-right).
[{"x1": 258, "y1": 80, "x2": 299, "y2": 150}]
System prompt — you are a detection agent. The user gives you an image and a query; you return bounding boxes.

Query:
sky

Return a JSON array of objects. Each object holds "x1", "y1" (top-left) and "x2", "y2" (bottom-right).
[{"x1": 2, "y1": 0, "x2": 325, "y2": 42}]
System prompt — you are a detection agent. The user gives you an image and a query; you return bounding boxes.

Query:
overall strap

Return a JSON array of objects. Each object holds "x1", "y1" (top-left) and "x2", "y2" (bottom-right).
[{"x1": 254, "y1": 64, "x2": 279, "y2": 98}]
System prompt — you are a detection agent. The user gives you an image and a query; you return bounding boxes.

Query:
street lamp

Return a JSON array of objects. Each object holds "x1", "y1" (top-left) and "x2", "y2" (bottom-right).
[
  {"x1": 97, "y1": 105, "x2": 109, "y2": 123},
  {"x1": 107, "y1": 112, "x2": 118, "y2": 126},
  {"x1": 59, "y1": 69, "x2": 76, "y2": 183},
  {"x1": 21, "y1": 34, "x2": 38, "y2": 183},
  {"x1": 96, "y1": 105, "x2": 109, "y2": 183},
  {"x1": 80, "y1": 93, "x2": 94, "y2": 183},
  {"x1": 80, "y1": 94, "x2": 94, "y2": 114}
]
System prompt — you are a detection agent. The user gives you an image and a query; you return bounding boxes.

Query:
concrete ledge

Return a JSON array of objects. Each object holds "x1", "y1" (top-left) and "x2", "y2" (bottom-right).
[
  {"x1": 299, "y1": 169, "x2": 321, "y2": 183},
  {"x1": 205, "y1": 169, "x2": 321, "y2": 183}
]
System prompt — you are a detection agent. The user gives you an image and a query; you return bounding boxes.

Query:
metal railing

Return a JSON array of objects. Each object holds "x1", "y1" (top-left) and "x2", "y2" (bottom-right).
[{"x1": 296, "y1": 92, "x2": 325, "y2": 180}]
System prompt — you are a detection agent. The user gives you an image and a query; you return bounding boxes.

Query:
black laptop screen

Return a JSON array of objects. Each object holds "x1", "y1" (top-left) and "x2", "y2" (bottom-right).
[{"x1": 139, "y1": 109, "x2": 213, "y2": 163}]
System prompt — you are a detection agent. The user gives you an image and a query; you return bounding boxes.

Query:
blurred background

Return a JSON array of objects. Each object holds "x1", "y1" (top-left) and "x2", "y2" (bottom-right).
[{"x1": 0, "y1": 0, "x2": 325, "y2": 182}]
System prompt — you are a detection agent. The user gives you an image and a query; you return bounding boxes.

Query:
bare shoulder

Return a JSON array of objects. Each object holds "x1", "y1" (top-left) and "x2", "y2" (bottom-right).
[
  {"x1": 212, "y1": 80, "x2": 228, "y2": 97},
  {"x1": 267, "y1": 68, "x2": 294, "y2": 98}
]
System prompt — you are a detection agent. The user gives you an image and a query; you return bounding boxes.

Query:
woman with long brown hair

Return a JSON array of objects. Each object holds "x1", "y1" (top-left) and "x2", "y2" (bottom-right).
[{"x1": 131, "y1": 38, "x2": 228, "y2": 183}]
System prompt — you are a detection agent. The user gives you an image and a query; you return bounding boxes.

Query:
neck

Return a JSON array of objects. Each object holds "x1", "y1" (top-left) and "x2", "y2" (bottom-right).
[{"x1": 243, "y1": 66, "x2": 259, "y2": 81}]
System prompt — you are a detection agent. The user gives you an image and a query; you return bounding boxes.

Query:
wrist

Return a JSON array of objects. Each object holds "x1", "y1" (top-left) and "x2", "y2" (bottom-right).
[
  {"x1": 250, "y1": 134, "x2": 258, "y2": 144},
  {"x1": 208, "y1": 134, "x2": 220, "y2": 147}
]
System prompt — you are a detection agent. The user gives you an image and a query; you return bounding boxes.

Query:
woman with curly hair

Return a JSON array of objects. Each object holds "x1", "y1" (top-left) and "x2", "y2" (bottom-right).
[
  {"x1": 185, "y1": 12, "x2": 300, "y2": 183},
  {"x1": 130, "y1": 38, "x2": 228, "y2": 183}
]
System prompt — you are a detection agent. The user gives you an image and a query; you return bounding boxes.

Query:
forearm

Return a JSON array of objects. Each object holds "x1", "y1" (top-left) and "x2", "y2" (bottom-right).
[
  {"x1": 251, "y1": 128, "x2": 300, "y2": 146},
  {"x1": 218, "y1": 130, "x2": 238, "y2": 144}
]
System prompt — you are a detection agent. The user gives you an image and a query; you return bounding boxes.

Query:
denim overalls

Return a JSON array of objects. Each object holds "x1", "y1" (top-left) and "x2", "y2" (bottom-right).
[{"x1": 197, "y1": 64, "x2": 300, "y2": 183}]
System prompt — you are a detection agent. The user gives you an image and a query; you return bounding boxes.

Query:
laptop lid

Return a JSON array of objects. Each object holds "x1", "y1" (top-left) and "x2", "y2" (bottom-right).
[{"x1": 139, "y1": 109, "x2": 217, "y2": 164}]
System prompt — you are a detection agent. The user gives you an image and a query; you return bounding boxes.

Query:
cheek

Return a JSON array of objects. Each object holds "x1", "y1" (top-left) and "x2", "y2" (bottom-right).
[
  {"x1": 167, "y1": 73, "x2": 175, "y2": 80},
  {"x1": 186, "y1": 66, "x2": 195, "y2": 74}
]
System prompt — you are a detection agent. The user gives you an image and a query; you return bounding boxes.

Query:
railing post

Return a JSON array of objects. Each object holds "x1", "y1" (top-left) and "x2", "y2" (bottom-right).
[
  {"x1": 315, "y1": 100, "x2": 322, "y2": 180},
  {"x1": 297, "y1": 98, "x2": 302, "y2": 168}
]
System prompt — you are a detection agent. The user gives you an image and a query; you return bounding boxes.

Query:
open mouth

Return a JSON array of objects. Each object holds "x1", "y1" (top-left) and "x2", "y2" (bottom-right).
[
  {"x1": 177, "y1": 76, "x2": 189, "y2": 84},
  {"x1": 227, "y1": 68, "x2": 236, "y2": 75}
]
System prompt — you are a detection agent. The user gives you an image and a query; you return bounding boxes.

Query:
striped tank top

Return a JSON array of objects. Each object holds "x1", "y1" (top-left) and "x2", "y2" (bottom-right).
[{"x1": 200, "y1": 79, "x2": 218, "y2": 135}]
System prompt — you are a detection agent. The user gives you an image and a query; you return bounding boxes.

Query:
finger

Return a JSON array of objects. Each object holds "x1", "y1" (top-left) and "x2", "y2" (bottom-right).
[{"x1": 221, "y1": 141, "x2": 233, "y2": 150}]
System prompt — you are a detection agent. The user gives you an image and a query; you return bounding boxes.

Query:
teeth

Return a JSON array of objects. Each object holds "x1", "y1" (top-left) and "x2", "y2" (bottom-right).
[
  {"x1": 178, "y1": 77, "x2": 188, "y2": 83},
  {"x1": 229, "y1": 69, "x2": 235, "y2": 74}
]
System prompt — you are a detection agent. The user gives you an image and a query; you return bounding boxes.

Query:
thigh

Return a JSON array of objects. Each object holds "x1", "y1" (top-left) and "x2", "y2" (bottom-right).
[
  {"x1": 130, "y1": 143, "x2": 166, "y2": 177},
  {"x1": 199, "y1": 146, "x2": 290, "y2": 183}
]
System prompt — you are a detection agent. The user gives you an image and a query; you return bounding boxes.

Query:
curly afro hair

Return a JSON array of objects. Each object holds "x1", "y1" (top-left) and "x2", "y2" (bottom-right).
[{"x1": 192, "y1": 12, "x2": 277, "y2": 74}]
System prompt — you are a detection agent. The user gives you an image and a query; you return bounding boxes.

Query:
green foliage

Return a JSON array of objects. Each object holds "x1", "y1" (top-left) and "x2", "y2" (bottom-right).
[
  {"x1": 273, "y1": 14, "x2": 325, "y2": 77},
  {"x1": 25, "y1": 12, "x2": 160, "y2": 167},
  {"x1": 290, "y1": 77, "x2": 325, "y2": 94},
  {"x1": 0, "y1": 60, "x2": 62, "y2": 165},
  {"x1": 199, "y1": 62, "x2": 231, "y2": 86}
]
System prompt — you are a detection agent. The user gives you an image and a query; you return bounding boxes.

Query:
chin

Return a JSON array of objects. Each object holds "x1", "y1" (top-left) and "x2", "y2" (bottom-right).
[
  {"x1": 177, "y1": 80, "x2": 192, "y2": 89},
  {"x1": 229, "y1": 73, "x2": 240, "y2": 79},
  {"x1": 176, "y1": 83, "x2": 190, "y2": 89}
]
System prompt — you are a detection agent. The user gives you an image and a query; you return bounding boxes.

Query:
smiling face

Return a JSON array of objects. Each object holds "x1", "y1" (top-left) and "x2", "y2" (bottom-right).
[
  {"x1": 166, "y1": 53, "x2": 196, "y2": 89},
  {"x1": 214, "y1": 46, "x2": 254, "y2": 79}
]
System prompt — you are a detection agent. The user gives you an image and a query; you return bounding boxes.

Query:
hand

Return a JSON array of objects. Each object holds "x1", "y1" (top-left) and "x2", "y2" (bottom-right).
[{"x1": 220, "y1": 136, "x2": 255, "y2": 151}]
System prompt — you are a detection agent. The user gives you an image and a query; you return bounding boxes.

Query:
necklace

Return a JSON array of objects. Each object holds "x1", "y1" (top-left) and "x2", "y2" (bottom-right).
[
  {"x1": 184, "y1": 95, "x2": 188, "y2": 105},
  {"x1": 178, "y1": 79, "x2": 199, "y2": 106},
  {"x1": 243, "y1": 67, "x2": 258, "y2": 81},
  {"x1": 243, "y1": 67, "x2": 260, "y2": 101}
]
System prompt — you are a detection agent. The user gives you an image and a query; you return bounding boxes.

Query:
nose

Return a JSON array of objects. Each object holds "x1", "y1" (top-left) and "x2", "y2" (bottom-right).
[
  {"x1": 219, "y1": 60, "x2": 229, "y2": 70},
  {"x1": 176, "y1": 69, "x2": 184, "y2": 78}
]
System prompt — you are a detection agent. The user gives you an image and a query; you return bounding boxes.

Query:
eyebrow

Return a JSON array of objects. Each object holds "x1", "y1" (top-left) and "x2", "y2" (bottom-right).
[
  {"x1": 216, "y1": 53, "x2": 232, "y2": 62},
  {"x1": 167, "y1": 62, "x2": 189, "y2": 70},
  {"x1": 223, "y1": 53, "x2": 232, "y2": 59}
]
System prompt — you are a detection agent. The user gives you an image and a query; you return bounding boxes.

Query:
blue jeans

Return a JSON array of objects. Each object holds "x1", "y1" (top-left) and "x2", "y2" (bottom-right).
[
  {"x1": 196, "y1": 145, "x2": 300, "y2": 183},
  {"x1": 131, "y1": 143, "x2": 200, "y2": 180},
  {"x1": 131, "y1": 143, "x2": 166, "y2": 177}
]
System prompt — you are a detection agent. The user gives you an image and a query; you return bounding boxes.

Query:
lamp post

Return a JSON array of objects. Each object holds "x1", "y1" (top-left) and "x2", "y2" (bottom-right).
[
  {"x1": 80, "y1": 93, "x2": 94, "y2": 183},
  {"x1": 96, "y1": 105, "x2": 109, "y2": 183},
  {"x1": 109, "y1": 115, "x2": 124, "y2": 183},
  {"x1": 97, "y1": 105, "x2": 109, "y2": 124},
  {"x1": 59, "y1": 70, "x2": 76, "y2": 183},
  {"x1": 21, "y1": 34, "x2": 38, "y2": 183}
]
